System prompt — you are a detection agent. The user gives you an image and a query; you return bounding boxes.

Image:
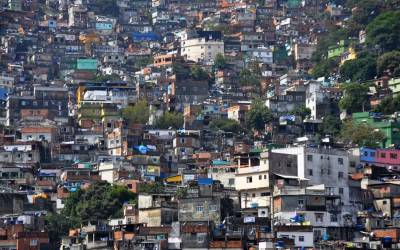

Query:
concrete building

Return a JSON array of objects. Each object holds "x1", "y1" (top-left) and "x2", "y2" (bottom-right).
[
  {"x1": 271, "y1": 146, "x2": 353, "y2": 218},
  {"x1": 180, "y1": 30, "x2": 224, "y2": 63}
]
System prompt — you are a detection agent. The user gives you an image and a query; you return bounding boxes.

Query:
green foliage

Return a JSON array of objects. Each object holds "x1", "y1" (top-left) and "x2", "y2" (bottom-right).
[
  {"x1": 341, "y1": 120, "x2": 385, "y2": 147},
  {"x1": 209, "y1": 118, "x2": 243, "y2": 133},
  {"x1": 246, "y1": 98, "x2": 273, "y2": 131},
  {"x1": 350, "y1": 0, "x2": 385, "y2": 26},
  {"x1": 122, "y1": 99, "x2": 149, "y2": 124},
  {"x1": 135, "y1": 56, "x2": 153, "y2": 69},
  {"x1": 311, "y1": 28, "x2": 349, "y2": 63},
  {"x1": 339, "y1": 83, "x2": 370, "y2": 113},
  {"x1": 172, "y1": 63, "x2": 191, "y2": 76},
  {"x1": 94, "y1": 73, "x2": 121, "y2": 82},
  {"x1": 377, "y1": 51, "x2": 400, "y2": 77},
  {"x1": 63, "y1": 182, "x2": 136, "y2": 223},
  {"x1": 373, "y1": 95, "x2": 400, "y2": 114},
  {"x1": 214, "y1": 53, "x2": 227, "y2": 70},
  {"x1": 339, "y1": 53, "x2": 377, "y2": 82},
  {"x1": 45, "y1": 213, "x2": 78, "y2": 249},
  {"x1": 321, "y1": 115, "x2": 342, "y2": 136},
  {"x1": 93, "y1": 0, "x2": 119, "y2": 17},
  {"x1": 155, "y1": 112, "x2": 184, "y2": 129},
  {"x1": 311, "y1": 58, "x2": 339, "y2": 78},
  {"x1": 138, "y1": 182, "x2": 164, "y2": 194},
  {"x1": 47, "y1": 182, "x2": 136, "y2": 245},
  {"x1": 290, "y1": 105, "x2": 311, "y2": 119},
  {"x1": 366, "y1": 11, "x2": 400, "y2": 52},
  {"x1": 176, "y1": 187, "x2": 188, "y2": 199},
  {"x1": 239, "y1": 68, "x2": 260, "y2": 86},
  {"x1": 191, "y1": 66, "x2": 209, "y2": 80}
]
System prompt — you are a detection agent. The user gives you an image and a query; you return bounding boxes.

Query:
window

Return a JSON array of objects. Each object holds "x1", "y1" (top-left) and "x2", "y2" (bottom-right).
[
  {"x1": 264, "y1": 175, "x2": 267, "y2": 179},
  {"x1": 315, "y1": 213, "x2": 324, "y2": 222},
  {"x1": 298, "y1": 199, "x2": 304, "y2": 206},
  {"x1": 338, "y1": 158, "x2": 344, "y2": 165},
  {"x1": 307, "y1": 155, "x2": 313, "y2": 161},
  {"x1": 30, "y1": 239, "x2": 38, "y2": 246},
  {"x1": 246, "y1": 177, "x2": 253, "y2": 183},
  {"x1": 339, "y1": 188, "x2": 344, "y2": 194},
  {"x1": 381, "y1": 152, "x2": 386, "y2": 158},
  {"x1": 252, "y1": 193, "x2": 256, "y2": 197},
  {"x1": 308, "y1": 169, "x2": 313, "y2": 176},
  {"x1": 196, "y1": 205, "x2": 204, "y2": 212},
  {"x1": 261, "y1": 192, "x2": 269, "y2": 196},
  {"x1": 209, "y1": 205, "x2": 217, "y2": 211},
  {"x1": 298, "y1": 236, "x2": 304, "y2": 242},
  {"x1": 338, "y1": 172, "x2": 344, "y2": 178},
  {"x1": 390, "y1": 153, "x2": 397, "y2": 159},
  {"x1": 259, "y1": 175, "x2": 262, "y2": 180},
  {"x1": 330, "y1": 214, "x2": 338, "y2": 222},
  {"x1": 228, "y1": 178, "x2": 235, "y2": 185},
  {"x1": 383, "y1": 200, "x2": 387, "y2": 205}
]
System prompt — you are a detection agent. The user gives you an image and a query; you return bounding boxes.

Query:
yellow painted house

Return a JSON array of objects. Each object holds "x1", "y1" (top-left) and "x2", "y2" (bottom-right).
[{"x1": 340, "y1": 47, "x2": 357, "y2": 65}]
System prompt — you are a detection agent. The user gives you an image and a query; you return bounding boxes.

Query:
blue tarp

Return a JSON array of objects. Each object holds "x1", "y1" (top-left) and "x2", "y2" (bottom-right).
[
  {"x1": 132, "y1": 32, "x2": 159, "y2": 42},
  {"x1": 0, "y1": 88, "x2": 8, "y2": 100},
  {"x1": 197, "y1": 178, "x2": 213, "y2": 185}
]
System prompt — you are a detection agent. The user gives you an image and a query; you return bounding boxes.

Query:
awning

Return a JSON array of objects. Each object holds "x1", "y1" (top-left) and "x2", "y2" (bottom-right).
[{"x1": 273, "y1": 173, "x2": 309, "y2": 181}]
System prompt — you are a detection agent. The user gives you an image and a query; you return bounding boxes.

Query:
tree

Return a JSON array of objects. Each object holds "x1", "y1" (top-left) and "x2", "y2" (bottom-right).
[
  {"x1": 172, "y1": 62, "x2": 191, "y2": 76},
  {"x1": 47, "y1": 182, "x2": 136, "y2": 245},
  {"x1": 209, "y1": 118, "x2": 243, "y2": 133},
  {"x1": 154, "y1": 112, "x2": 184, "y2": 129},
  {"x1": 321, "y1": 115, "x2": 342, "y2": 136},
  {"x1": 93, "y1": 0, "x2": 119, "y2": 17},
  {"x1": 191, "y1": 66, "x2": 209, "y2": 80},
  {"x1": 377, "y1": 51, "x2": 400, "y2": 77},
  {"x1": 350, "y1": 0, "x2": 385, "y2": 26},
  {"x1": 239, "y1": 68, "x2": 260, "y2": 86},
  {"x1": 138, "y1": 182, "x2": 164, "y2": 194},
  {"x1": 339, "y1": 53, "x2": 377, "y2": 82},
  {"x1": 311, "y1": 58, "x2": 339, "y2": 78},
  {"x1": 122, "y1": 99, "x2": 149, "y2": 124},
  {"x1": 214, "y1": 53, "x2": 227, "y2": 70},
  {"x1": 291, "y1": 105, "x2": 311, "y2": 119},
  {"x1": 94, "y1": 73, "x2": 121, "y2": 82},
  {"x1": 63, "y1": 182, "x2": 135, "y2": 223},
  {"x1": 341, "y1": 120, "x2": 385, "y2": 147},
  {"x1": 45, "y1": 213, "x2": 78, "y2": 249},
  {"x1": 246, "y1": 98, "x2": 273, "y2": 131},
  {"x1": 339, "y1": 83, "x2": 370, "y2": 113},
  {"x1": 135, "y1": 56, "x2": 153, "y2": 69},
  {"x1": 373, "y1": 95, "x2": 400, "y2": 114},
  {"x1": 366, "y1": 11, "x2": 400, "y2": 52}
]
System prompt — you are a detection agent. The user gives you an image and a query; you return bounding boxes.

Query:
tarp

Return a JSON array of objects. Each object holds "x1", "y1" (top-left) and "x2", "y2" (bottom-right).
[{"x1": 197, "y1": 178, "x2": 213, "y2": 185}]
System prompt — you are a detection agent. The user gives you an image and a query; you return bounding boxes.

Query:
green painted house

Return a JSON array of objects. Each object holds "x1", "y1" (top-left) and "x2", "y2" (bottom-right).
[
  {"x1": 389, "y1": 77, "x2": 400, "y2": 97},
  {"x1": 327, "y1": 40, "x2": 347, "y2": 59},
  {"x1": 352, "y1": 112, "x2": 400, "y2": 148},
  {"x1": 76, "y1": 59, "x2": 98, "y2": 70}
]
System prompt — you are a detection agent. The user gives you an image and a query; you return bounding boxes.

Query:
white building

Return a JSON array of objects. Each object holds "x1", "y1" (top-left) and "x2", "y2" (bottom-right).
[
  {"x1": 276, "y1": 226, "x2": 314, "y2": 248},
  {"x1": 235, "y1": 153, "x2": 270, "y2": 214},
  {"x1": 251, "y1": 47, "x2": 273, "y2": 64},
  {"x1": 181, "y1": 38, "x2": 224, "y2": 63},
  {"x1": 271, "y1": 146, "x2": 351, "y2": 215},
  {"x1": 305, "y1": 82, "x2": 342, "y2": 120}
]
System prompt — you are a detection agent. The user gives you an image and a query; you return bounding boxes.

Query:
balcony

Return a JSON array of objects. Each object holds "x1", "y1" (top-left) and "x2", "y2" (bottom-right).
[{"x1": 273, "y1": 188, "x2": 325, "y2": 196}]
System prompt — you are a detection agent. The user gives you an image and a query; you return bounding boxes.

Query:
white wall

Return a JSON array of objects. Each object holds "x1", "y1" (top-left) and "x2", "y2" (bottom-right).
[{"x1": 277, "y1": 231, "x2": 314, "y2": 248}]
